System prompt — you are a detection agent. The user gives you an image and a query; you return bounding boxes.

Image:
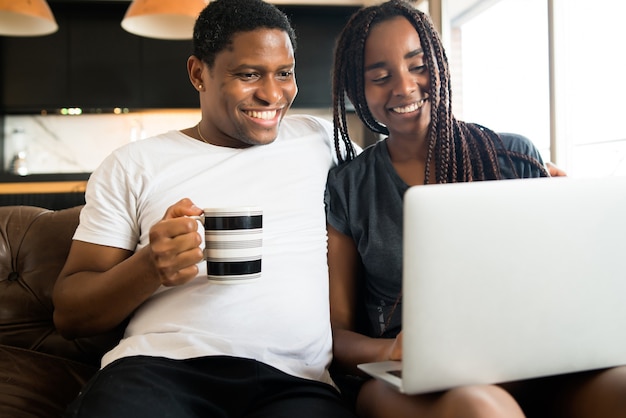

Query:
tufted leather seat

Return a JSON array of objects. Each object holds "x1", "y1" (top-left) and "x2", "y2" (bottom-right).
[{"x1": 0, "y1": 205, "x2": 124, "y2": 418}]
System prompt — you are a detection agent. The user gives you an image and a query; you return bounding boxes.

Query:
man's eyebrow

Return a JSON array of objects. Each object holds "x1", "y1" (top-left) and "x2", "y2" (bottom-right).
[
  {"x1": 230, "y1": 62, "x2": 295, "y2": 72},
  {"x1": 364, "y1": 48, "x2": 424, "y2": 72}
]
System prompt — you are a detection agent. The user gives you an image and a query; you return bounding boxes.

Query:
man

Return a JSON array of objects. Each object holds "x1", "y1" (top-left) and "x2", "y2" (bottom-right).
[{"x1": 52, "y1": 0, "x2": 355, "y2": 416}]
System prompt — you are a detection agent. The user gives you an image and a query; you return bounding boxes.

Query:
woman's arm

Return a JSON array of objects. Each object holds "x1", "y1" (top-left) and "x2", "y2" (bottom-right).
[{"x1": 328, "y1": 224, "x2": 400, "y2": 375}]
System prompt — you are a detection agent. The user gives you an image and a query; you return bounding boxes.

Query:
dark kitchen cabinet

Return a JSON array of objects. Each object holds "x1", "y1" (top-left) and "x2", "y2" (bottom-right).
[
  {"x1": 1, "y1": 14, "x2": 70, "y2": 111},
  {"x1": 66, "y1": 8, "x2": 143, "y2": 108},
  {"x1": 1, "y1": 2, "x2": 359, "y2": 113},
  {"x1": 140, "y1": 38, "x2": 195, "y2": 109},
  {"x1": 0, "y1": 2, "x2": 197, "y2": 112},
  {"x1": 285, "y1": 6, "x2": 357, "y2": 109}
]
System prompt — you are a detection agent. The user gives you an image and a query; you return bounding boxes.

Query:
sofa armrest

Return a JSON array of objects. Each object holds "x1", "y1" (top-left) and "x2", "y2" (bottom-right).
[{"x1": 0, "y1": 205, "x2": 123, "y2": 364}]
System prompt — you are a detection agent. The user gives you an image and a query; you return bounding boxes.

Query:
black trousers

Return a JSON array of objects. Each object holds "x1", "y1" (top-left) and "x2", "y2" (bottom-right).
[{"x1": 65, "y1": 355, "x2": 356, "y2": 418}]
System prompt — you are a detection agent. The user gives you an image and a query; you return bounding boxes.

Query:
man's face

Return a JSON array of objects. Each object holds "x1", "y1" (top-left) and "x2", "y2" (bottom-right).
[{"x1": 200, "y1": 28, "x2": 297, "y2": 148}]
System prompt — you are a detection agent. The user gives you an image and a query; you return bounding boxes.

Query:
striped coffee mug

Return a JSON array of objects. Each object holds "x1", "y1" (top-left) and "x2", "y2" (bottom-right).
[{"x1": 194, "y1": 207, "x2": 262, "y2": 283}]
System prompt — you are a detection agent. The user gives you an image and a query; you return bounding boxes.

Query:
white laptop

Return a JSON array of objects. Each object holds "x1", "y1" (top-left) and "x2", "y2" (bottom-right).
[{"x1": 358, "y1": 176, "x2": 626, "y2": 394}]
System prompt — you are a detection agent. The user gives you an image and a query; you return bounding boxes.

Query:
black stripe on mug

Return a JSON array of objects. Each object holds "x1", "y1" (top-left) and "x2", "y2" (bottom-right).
[
  {"x1": 207, "y1": 260, "x2": 262, "y2": 276},
  {"x1": 204, "y1": 215, "x2": 263, "y2": 230}
]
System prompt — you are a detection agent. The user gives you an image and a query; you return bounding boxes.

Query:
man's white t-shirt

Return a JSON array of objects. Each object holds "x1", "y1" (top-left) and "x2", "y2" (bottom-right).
[{"x1": 74, "y1": 115, "x2": 337, "y2": 385}]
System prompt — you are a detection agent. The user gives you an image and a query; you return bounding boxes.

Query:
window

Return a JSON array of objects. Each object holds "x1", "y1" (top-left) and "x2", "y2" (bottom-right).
[
  {"x1": 437, "y1": 0, "x2": 626, "y2": 177},
  {"x1": 552, "y1": 0, "x2": 626, "y2": 177}
]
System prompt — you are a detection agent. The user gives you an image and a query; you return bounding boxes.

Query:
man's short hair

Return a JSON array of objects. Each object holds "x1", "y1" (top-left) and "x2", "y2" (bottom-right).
[{"x1": 193, "y1": 0, "x2": 297, "y2": 68}]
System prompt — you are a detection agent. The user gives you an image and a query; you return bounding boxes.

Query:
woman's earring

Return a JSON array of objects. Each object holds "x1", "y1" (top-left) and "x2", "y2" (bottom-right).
[{"x1": 198, "y1": 84, "x2": 203, "y2": 91}]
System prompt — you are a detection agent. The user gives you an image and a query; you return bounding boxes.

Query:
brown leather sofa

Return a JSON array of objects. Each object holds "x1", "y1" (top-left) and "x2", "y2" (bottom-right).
[{"x1": 0, "y1": 205, "x2": 123, "y2": 418}]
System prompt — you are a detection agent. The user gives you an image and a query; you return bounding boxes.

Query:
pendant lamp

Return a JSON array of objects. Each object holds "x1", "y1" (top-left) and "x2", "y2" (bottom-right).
[
  {"x1": 121, "y1": 0, "x2": 208, "y2": 40},
  {"x1": 0, "y1": 0, "x2": 57, "y2": 37}
]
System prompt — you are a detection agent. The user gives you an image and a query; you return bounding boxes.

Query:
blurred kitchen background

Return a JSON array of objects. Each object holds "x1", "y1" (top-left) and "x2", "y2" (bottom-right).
[
  {"x1": 1, "y1": 0, "x2": 371, "y2": 178},
  {"x1": 1, "y1": 0, "x2": 625, "y2": 208}
]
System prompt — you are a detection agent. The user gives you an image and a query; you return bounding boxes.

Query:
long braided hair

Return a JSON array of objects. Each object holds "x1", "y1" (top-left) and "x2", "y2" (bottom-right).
[{"x1": 332, "y1": 0, "x2": 548, "y2": 182}]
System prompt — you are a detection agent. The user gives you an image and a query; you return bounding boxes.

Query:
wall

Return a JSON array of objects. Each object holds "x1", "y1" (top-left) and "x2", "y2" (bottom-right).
[
  {"x1": 3, "y1": 109, "x2": 368, "y2": 175},
  {"x1": 4, "y1": 110, "x2": 199, "y2": 174}
]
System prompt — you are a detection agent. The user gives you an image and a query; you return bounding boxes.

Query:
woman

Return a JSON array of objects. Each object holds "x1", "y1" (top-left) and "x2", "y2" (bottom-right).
[{"x1": 325, "y1": 1, "x2": 626, "y2": 417}]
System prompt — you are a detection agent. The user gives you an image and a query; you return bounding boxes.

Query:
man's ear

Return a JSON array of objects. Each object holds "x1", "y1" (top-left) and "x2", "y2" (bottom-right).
[{"x1": 187, "y1": 55, "x2": 206, "y2": 92}]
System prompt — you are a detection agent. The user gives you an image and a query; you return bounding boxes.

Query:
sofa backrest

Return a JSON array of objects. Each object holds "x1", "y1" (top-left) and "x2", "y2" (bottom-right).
[{"x1": 0, "y1": 205, "x2": 123, "y2": 367}]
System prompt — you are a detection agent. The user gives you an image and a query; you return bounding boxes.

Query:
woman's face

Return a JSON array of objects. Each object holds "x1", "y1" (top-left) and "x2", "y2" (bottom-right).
[{"x1": 363, "y1": 16, "x2": 431, "y2": 141}]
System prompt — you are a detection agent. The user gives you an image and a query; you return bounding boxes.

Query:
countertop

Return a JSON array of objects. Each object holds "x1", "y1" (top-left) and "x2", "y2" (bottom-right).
[{"x1": 0, "y1": 173, "x2": 90, "y2": 194}]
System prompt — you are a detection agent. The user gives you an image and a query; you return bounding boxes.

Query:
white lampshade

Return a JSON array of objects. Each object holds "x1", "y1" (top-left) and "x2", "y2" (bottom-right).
[
  {"x1": 0, "y1": 0, "x2": 58, "y2": 37},
  {"x1": 121, "y1": 0, "x2": 208, "y2": 40}
]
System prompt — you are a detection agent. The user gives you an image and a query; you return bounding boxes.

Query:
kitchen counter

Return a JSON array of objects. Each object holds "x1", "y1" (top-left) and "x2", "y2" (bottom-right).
[
  {"x1": 0, "y1": 173, "x2": 89, "y2": 194},
  {"x1": 0, "y1": 173, "x2": 89, "y2": 209}
]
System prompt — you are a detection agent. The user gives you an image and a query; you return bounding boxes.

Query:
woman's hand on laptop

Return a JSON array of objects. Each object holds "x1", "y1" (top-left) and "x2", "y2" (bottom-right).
[
  {"x1": 387, "y1": 331, "x2": 403, "y2": 361},
  {"x1": 546, "y1": 161, "x2": 567, "y2": 177}
]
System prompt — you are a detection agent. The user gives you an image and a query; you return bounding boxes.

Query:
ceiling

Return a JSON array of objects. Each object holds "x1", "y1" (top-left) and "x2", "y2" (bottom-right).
[
  {"x1": 45, "y1": 0, "x2": 502, "y2": 20},
  {"x1": 47, "y1": 0, "x2": 365, "y2": 4}
]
